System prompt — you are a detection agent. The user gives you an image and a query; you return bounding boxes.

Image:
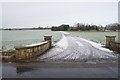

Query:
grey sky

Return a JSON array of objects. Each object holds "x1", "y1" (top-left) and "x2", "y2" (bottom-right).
[{"x1": 2, "y1": 2, "x2": 118, "y2": 28}]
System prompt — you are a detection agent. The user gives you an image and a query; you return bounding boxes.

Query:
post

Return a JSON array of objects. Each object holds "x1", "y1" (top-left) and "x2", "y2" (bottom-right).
[
  {"x1": 105, "y1": 36, "x2": 116, "y2": 48},
  {"x1": 44, "y1": 35, "x2": 52, "y2": 48}
]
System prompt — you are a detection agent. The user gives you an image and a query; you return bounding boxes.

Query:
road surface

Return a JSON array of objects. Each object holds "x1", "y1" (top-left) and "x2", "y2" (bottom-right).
[{"x1": 36, "y1": 31, "x2": 118, "y2": 63}]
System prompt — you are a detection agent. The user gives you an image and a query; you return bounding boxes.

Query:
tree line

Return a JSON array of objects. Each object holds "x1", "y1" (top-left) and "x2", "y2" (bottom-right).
[
  {"x1": 51, "y1": 23, "x2": 119, "y2": 31},
  {"x1": 70, "y1": 23, "x2": 120, "y2": 31},
  {"x1": 105, "y1": 23, "x2": 120, "y2": 31}
]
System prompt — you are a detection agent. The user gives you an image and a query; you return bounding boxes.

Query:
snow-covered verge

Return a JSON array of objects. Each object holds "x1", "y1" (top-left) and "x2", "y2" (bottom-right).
[
  {"x1": 80, "y1": 38, "x2": 113, "y2": 53},
  {"x1": 56, "y1": 32, "x2": 68, "y2": 50}
]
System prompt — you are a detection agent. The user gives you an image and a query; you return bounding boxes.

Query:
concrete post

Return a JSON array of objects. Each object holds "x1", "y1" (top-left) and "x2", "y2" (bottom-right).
[
  {"x1": 44, "y1": 35, "x2": 52, "y2": 48},
  {"x1": 105, "y1": 36, "x2": 116, "y2": 48}
]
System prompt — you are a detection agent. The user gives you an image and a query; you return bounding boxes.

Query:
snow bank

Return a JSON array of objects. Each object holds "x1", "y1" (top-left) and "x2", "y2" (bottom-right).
[
  {"x1": 56, "y1": 33, "x2": 68, "y2": 50},
  {"x1": 81, "y1": 38, "x2": 113, "y2": 53}
]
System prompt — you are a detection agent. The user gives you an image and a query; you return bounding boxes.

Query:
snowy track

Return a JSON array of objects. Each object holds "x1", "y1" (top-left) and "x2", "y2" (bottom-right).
[{"x1": 36, "y1": 31, "x2": 118, "y2": 63}]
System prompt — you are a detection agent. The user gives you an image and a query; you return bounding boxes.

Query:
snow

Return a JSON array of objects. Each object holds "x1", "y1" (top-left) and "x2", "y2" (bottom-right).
[
  {"x1": 80, "y1": 38, "x2": 113, "y2": 53},
  {"x1": 60, "y1": 31, "x2": 70, "y2": 35},
  {"x1": 55, "y1": 48, "x2": 64, "y2": 52},
  {"x1": 56, "y1": 33, "x2": 68, "y2": 50},
  {"x1": 38, "y1": 31, "x2": 117, "y2": 62},
  {"x1": 76, "y1": 41, "x2": 84, "y2": 46},
  {"x1": 25, "y1": 41, "x2": 48, "y2": 47},
  {"x1": 39, "y1": 32, "x2": 68, "y2": 59}
]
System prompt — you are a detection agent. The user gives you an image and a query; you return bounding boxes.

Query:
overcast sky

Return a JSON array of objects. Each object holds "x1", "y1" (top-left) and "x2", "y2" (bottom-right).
[{"x1": 2, "y1": 2, "x2": 118, "y2": 28}]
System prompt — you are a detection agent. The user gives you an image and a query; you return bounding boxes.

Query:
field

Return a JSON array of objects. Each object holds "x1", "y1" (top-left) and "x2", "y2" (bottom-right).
[
  {"x1": 1, "y1": 30, "x2": 61, "y2": 51},
  {"x1": 1, "y1": 30, "x2": 118, "y2": 51}
]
